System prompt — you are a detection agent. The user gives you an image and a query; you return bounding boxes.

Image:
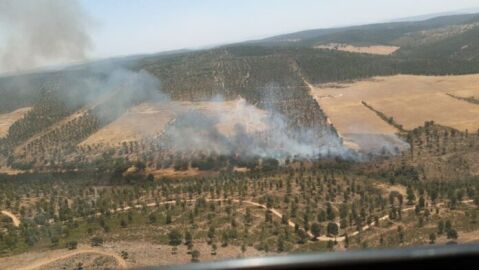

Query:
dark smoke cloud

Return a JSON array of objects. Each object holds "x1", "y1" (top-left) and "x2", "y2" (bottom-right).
[{"x1": 0, "y1": 0, "x2": 92, "y2": 74}]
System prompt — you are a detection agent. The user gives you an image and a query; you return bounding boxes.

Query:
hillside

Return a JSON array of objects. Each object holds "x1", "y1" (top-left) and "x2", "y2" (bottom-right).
[
  {"x1": 1, "y1": 10, "x2": 479, "y2": 268},
  {"x1": 0, "y1": 13, "x2": 478, "y2": 177}
]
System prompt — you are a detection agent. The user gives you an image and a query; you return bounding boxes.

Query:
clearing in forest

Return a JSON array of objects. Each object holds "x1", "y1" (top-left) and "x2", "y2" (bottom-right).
[
  {"x1": 80, "y1": 98, "x2": 269, "y2": 147},
  {"x1": 314, "y1": 43, "x2": 400, "y2": 55},
  {"x1": 0, "y1": 107, "x2": 31, "y2": 138}
]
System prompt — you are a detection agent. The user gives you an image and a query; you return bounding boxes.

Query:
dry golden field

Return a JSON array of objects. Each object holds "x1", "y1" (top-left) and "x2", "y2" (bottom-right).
[
  {"x1": 310, "y1": 74, "x2": 479, "y2": 151},
  {"x1": 0, "y1": 107, "x2": 30, "y2": 138},
  {"x1": 80, "y1": 98, "x2": 269, "y2": 146},
  {"x1": 315, "y1": 43, "x2": 400, "y2": 55}
]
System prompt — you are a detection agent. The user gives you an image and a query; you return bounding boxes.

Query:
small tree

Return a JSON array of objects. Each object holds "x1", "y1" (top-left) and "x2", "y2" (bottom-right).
[
  {"x1": 120, "y1": 219, "x2": 128, "y2": 228},
  {"x1": 326, "y1": 203, "x2": 336, "y2": 221},
  {"x1": 66, "y1": 241, "x2": 78, "y2": 250},
  {"x1": 297, "y1": 229, "x2": 308, "y2": 244},
  {"x1": 445, "y1": 220, "x2": 452, "y2": 232},
  {"x1": 74, "y1": 262, "x2": 84, "y2": 270},
  {"x1": 51, "y1": 236, "x2": 60, "y2": 247},
  {"x1": 211, "y1": 243, "x2": 217, "y2": 255},
  {"x1": 168, "y1": 229, "x2": 183, "y2": 246},
  {"x1": 184, "y1": 230, "x2": 192, "y2": 245},
  {"x1": 327, "y1": 240, "x2": 334, "y2": 250},
  {"x1": 311, "y1": 223, "x2": 321, "y2": 240},
  {"x1": 207, "y1": 226, "x2": 215, "y2": 244},
  {"x1": 148, "y1": 214, "x2": 157, "y2": 224},
  {"x1": 121, "y1": 250, "x2": 129, "y2": 260},
  {"x1": 277, "y1": 236, "x2": 285, "y2": 252},
  {"x1": 165, "y1": 212, "x2": 172, "y2": 224},
  {"x1": 221, "y1": 230, "x2": 229, "y2": 247},
  {"x1": 397, "y1": 226, "x2": 405, "y2": 244},
  {"x1": 191, "y1": 250, "x2": 200, "y2": 262},
  {"x1": 91, "y1": 236, "x2": 104, "y2": 247},
  {"x1": 327, "y1": 222, "x2": 339, "y2": 237},
  {"x1": 406, "y1": 186, "x2": 416, "y2": 205},
  {"x1": 429, "y1": 233, "x2": 436, "y2": 244},
  {"x1": 438, "y1": 220, "x2": 445, "y2": 235},
  {"x1": 447, "y1": 229, "x2": 458, "y2": 240}
]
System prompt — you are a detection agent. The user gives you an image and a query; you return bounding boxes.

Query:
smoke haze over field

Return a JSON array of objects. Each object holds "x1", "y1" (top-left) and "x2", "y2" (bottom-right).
[
  {"x1": 64, "y1": 67, "x2": 350, "y2": 160},
  {"x1": 0, "y1": 0, "x2": 92, "y2": 74},
  {"x1": 159, "y1": 89, "x2": 349, "y2": 159}
]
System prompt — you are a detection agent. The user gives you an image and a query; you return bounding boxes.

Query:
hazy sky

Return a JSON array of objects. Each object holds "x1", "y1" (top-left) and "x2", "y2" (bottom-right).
[{"x1": 83, "y1": 0, "x2": 479, "y2": 59}]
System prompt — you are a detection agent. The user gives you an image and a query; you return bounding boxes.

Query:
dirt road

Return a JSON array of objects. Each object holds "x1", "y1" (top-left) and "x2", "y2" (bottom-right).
[
  {"x1": 1, "y1": 210, "x2": 20, "y2": 227},
  {"x1": 16, "y1": 248, "x2": 127, "y2": 270}
]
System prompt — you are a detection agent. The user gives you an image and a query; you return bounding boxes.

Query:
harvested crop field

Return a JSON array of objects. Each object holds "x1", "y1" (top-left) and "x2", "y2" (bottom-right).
[
  {"x1": 80, "y1": 98, "x2": 269, "y2": 147},
  {"x1": 310, "y1": 74, "x2": 479, "y2": 151},
  {"x1": 0, "y1": 107, "x2": 31, "y2": 138},
  {"x1": 314, "y1": 43, "x2": 399, "y2": 55}
]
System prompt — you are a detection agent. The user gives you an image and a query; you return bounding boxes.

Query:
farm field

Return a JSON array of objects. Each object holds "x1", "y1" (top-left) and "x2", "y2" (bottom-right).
[
  {"x1": 310, "y1": 74, "x2": 479, "y2": 151},
  {"x1": 80, "y1": 98, "x2": 269, "y2": 147}
]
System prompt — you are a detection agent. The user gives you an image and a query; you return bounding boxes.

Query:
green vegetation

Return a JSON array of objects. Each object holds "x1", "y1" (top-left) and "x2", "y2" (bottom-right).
[{"x1": 0, "y1": 160, "x2": 478, "y2": 257}]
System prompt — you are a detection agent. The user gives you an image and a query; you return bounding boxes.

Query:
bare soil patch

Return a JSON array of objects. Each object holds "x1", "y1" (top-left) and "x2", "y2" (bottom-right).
[
  {"x1": 0, "y1": 166, "x2": 25, "y2": 175},
  {"x1": 149, "y1": 168, "x2": 218, "y2": 179},
  {"x1": 315, "y1": 43, "x2": 399, "y2": 55}
]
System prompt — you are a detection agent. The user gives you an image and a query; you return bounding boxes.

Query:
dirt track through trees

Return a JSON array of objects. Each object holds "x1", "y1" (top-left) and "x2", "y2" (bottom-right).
[
  {"x1": 1, "y1": 210, "x2": 20, "y2": 227},
  {"x1": 8, "y1": 198, "x2": 474, "y2": 270},
  {"x1": 15, "y1": 248, "x2": 127, "y2": 270},
  {"x1": 100, "y1": 198, "x2": 474, "y2": 242}
]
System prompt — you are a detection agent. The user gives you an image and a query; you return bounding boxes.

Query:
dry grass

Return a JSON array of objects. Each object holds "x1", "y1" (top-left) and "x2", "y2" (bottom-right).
[
  {"x1": 315, "y1": 43, "x2": 399, "y2": 55},
  {"x1": 0, "y1": 167, "x2": 25, "y2": 175},
  {"x1": 0, "y1": 241, "x2": 267, "y2": 270},
  {"x1": 0, "y1": 246, "x2": 125, "y2": 270},
  {"x1": 80, "y1": 102, "x2": 175, "y2": 146},
  {"x1": 80, "y1": 98, "x2": 269, "y2": 147},
  {"x1": 310, "y1": 74, "x2": 479, "y2": 151},
  {"x1": 105, "y1": 241, "x2": 267, "y2": 269},
  {"x1": 0, "y1": 107, "x2": 31, "y2": 138}
]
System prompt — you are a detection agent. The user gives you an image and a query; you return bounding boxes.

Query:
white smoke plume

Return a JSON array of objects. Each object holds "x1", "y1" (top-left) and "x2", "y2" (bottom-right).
[
  {"x1": 0, "y1": 0, "x2": 92, "y2": 74},
  {"x1": 64, "y1": 67, "x2": 351, "y2": 160},
  {"x1": 159, "y1": 90, "x2": 351, "y2": 160}
]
